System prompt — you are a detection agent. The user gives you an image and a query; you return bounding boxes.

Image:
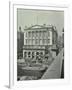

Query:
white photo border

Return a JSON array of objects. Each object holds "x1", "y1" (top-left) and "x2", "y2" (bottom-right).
[{"x1": 9, "y1": 1, "x2": 71, "y2": 89}]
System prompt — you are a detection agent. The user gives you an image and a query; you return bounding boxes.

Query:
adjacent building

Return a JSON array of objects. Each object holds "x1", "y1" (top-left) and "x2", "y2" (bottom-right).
[{"x1": 17, "y1": 27, "x2": 24, "y2": 59}]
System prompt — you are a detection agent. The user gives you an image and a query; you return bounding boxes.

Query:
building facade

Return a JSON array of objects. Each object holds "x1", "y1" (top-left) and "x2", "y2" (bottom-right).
[
  {"x1": 17, "y1": 27, "x2": 24, "y2": 59},
  {"x1": 23, "y1": 25, "x2": 57, "y2": 64}
]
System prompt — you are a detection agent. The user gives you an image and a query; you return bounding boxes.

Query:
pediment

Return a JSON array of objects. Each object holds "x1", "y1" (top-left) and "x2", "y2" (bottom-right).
[{"x1": 26, "y1": 25, "x2": 45, "y2": 29}]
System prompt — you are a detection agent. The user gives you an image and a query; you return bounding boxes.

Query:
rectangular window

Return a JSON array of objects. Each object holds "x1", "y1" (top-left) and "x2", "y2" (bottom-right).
[
  {"x1": 43, "y1": 39, "x2": 47, "y2": 45},
  {"x1": 48, "y1": 32, "x2": 50, "y2": 36},
  {"x1": 26, "y1": 39, "x2": 27, "y2": 45},
  {"x1": 40, "y1": 39, "x2": 42, "y2": 45},
  {"x1": 28, "y1": 39, "x2": 32, "y2": 45},
  {"x1": 43, "y1": 31, "x2": 46, "y2": 39},
  {"x1": 48, "y1": 39, "x2": 50, "y2": 44},
  {"x1": 32, "y1": 31, "x2": 35, "y2": 38},
  {"x1": 32, "y1": 39, "x2": 35, "y2": 45},
  {"x1": 42, "y1": 39, "x2": 45, "y2": 45},
  {"x1": 39, "y1": 31, "x2": 42, "y2": 39},
  {"x1": 26, "y1": 32, "x2": 27, "y2": 37},
  {"x1": 35, "y1": 31, "x2": 39, "y2": 39},
  {"x1": 28, "y1": 32, "x2": 31, "y2": 38},
  {"x1": 45, "y1": 39, "x2": 47, "y2": 45},
  {"x1": 35, "y1": 39, "x2": 39, "y2": 45}
]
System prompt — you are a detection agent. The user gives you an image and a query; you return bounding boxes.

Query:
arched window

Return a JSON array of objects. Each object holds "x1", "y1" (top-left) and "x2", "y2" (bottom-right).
[
  {"x1": 40, "y1": 52, "x2": 43, "y2": 55},
  {"x1": 36, "y1": 52, "x2": 40, "y2": 60},
  {"x1": 32, "y1": 52, "x2": 34, "y2": 59},
  {"x1": 36, "y1": 52, "x2": 39, "y2": 55},
  {"x1": 28, "y1": 52, "x2": 31, "y2": 55},
  {"x1": 28, "y1": 52, "x2": 31, "y2": 58}
]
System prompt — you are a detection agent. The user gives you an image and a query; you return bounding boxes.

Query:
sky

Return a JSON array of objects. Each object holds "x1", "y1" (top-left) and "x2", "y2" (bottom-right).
[{"x1": 17, "y1": 8, "x2": 64, "y2": 36}]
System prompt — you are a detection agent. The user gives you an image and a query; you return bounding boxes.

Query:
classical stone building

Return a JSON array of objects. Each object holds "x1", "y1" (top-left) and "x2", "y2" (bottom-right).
[{"x1": 23, "y1": 24, "x2": 58, "y2": 64}]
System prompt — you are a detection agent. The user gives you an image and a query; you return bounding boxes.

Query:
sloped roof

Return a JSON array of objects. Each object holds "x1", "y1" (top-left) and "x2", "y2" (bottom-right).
[{"x1": 24, "y1": 24, "x2": 53, "y2": 30}]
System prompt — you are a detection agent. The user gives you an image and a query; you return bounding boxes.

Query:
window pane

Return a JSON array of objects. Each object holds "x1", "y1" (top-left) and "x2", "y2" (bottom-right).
[
  {"x1": 48, "y1": 39, "x2": 50, "y2": 44},
  {"x1": 28, "y1": 32, "x2": 31, "y2": 37}
]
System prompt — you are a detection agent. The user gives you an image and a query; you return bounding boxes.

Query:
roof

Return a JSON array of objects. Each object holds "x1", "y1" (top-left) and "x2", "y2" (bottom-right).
[{"x1": 24, "y1": 24, "x2": 53, "y2": 30}]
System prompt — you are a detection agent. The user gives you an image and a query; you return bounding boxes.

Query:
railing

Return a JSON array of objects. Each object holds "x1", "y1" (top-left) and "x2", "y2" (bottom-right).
[{"x1": 41, "y1": 48, "x2": 64, "y2": 79}]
